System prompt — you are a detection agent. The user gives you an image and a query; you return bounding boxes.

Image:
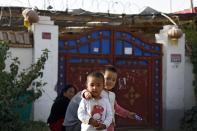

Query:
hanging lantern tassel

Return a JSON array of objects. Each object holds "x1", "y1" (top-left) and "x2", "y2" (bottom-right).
[{"x1": 167, "y1": 26, "x2": 183, "y2": 45}]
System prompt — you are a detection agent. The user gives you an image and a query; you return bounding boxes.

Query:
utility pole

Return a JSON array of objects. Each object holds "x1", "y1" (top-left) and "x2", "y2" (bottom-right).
[
  {"x1": 170, "y1": 0, "x2": 172, "y2": 13},
  {"x1": 190, "y1": 0, "x2": 194, "y2": 13}
]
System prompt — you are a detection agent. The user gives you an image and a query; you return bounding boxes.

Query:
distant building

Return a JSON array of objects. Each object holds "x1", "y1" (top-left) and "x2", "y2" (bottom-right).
[{"x1": 174, "y1": 7, "x2": 197, "y2": 14}]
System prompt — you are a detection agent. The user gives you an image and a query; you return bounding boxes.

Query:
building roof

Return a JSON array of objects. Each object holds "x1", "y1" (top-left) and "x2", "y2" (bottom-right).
[
  {"x1": 174, "y1": 7, "x2": 197, "y2": 14},
  {"x1": 140, "y1": 6, "x2": 160, "y2": 15},
  {"x1": 1, "y1": 6, "x2": 197, "y2": 45}
]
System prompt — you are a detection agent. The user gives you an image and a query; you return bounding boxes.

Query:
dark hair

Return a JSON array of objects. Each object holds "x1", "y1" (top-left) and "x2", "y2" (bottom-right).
[
  {"x1": 87, "y1": 71, "x2": 104, "y2": 82},
  {"x1": 104, "y1": 65, "x2": 117, "y2": 73},
  {"x1": 55, "y1": 84, "x2": 77, "y2": 101}
]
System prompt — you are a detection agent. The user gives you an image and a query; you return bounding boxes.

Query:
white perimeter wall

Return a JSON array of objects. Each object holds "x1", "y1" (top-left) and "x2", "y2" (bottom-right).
[
  {"x1": 156, "y1": 25, "x2": 195, "y2": 130},
  {"x1": 31, "y1": 16, "x2": 58, "y2": 122},
  {"x1": 5, "y1": 47, "x2": 33, "y2": 73}
]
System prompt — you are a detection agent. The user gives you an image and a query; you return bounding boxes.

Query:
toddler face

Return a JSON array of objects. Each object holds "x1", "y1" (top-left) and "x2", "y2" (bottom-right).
[
  {"x1": 86, "y1": 76, "x2": 104, "y2": 98},
  {"x1": 104, "y1": 70, "x2": 117, "y2": 90}
]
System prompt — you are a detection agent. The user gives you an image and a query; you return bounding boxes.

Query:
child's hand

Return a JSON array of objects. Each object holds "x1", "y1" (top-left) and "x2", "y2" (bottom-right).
[
  {"x1": 134, "y1": 114, "x2": 143, "y2": 121},
  {"x1": 95, "y1": 123, "x2": 106, "y2": 130},
  {"x1": 89, "y1": 118, "x2": 99, "y2": 127},
  {"x1": 127, "y1": 112, "x2": 136, "y2": 119},
  {"x1": 128, "y1": 112, "x2": 143, "y2": 121},
  {"x1": 84, "y1": 91, "x2": 92, "y2": 99}
]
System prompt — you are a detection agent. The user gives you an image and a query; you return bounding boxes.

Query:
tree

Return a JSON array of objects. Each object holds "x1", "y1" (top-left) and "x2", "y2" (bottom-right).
[
  {"x1": 0, "y1": 41, "x2": 49, "y2": 131},
  {"x1": 181, "y1": 22, "x2": 197, "y2": 131}
]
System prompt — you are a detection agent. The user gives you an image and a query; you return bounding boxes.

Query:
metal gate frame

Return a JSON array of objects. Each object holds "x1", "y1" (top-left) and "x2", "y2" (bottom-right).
[{"x1": 58, "y1": 27, "x2": 162, "y2": 129}]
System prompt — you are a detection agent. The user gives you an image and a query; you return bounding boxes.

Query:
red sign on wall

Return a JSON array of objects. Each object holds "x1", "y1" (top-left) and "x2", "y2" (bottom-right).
[{"x1": 42, "y1": 32, "x2": 51, "y2": 39}]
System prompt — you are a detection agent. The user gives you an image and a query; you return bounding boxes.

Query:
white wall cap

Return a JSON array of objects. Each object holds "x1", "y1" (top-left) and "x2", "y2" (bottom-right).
[
  {"x1": 38, "y1": 20, "x2": 54, "y2": 25},
  {"x1": 39, "y1": 16, "x2": 51, "y2": 21}
]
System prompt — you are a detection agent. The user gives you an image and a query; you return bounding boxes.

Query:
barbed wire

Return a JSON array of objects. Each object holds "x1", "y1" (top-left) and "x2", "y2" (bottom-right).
[{"x1": 2, "y1": 0, "x2": 193, "y2": 16}]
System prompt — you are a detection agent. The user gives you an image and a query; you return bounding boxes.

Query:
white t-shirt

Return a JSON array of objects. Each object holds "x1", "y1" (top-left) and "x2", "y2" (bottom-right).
[
  {"x1": 78, "y1": 97, "x2": 113, "y2": 131},
  {"x1": 101, "y1": 90, "x2": 115, "y2": 121}
]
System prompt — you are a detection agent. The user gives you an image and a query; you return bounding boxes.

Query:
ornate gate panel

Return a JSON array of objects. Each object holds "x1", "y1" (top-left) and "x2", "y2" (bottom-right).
[
  {"x1": 58, "y1": 29, "x2": 113, "y2": 91},
  {"x1": 114, "y1": 65, "x2": 150, "y2": 127},
  {"x1": 112, "y1": 29, "x2": 162, "y2": 128},
  {"x1": 58, "y1": 27, "x2": 162, "y2": 129}
]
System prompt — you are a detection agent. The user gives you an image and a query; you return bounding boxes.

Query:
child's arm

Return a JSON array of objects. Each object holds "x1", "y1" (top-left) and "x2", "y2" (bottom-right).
[
  {"x1": 81, "y1": 89, "x2": 92, "y2": 99},
  {"x1": 77, "y1": 99, "x2": 99, "y2": 127},
  {"x1": 77, "y1": 99, "x2": 91, "y2": 124},
  {"x1": 89, "y1": 118, "x2": 100, "y2": 127},
  {"x1": 114, "y1": 100, "x2": 136, "y2": 119},
  {"x1": 95, "y1": 123, "x2": 106, "y2": 130}
]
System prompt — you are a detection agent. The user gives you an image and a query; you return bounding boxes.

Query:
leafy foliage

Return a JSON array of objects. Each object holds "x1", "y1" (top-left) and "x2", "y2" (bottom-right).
[
  {"x1": 181, "y1": 106, "x2": 197, "y2": 131},
  {"x1": 182, "y1": 23, "x2": 197, "y2": 103},
  {"x1": 181, "y1": 23, "x2": 197, "y2": 131},
  {"x1": 0, "y1": 41, "x2": 49, "y2": 131}
]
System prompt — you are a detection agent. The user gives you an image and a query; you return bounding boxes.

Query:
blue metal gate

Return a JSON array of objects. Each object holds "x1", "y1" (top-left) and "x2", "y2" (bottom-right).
[{"x1": 58, "y1": 27, "x2": 162, "y2": 129}]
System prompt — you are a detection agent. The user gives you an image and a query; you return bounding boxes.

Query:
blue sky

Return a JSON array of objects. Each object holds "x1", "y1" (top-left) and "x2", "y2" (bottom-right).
[{"x1": 0, "y1": 0, "x2": 196, "y2": 14}]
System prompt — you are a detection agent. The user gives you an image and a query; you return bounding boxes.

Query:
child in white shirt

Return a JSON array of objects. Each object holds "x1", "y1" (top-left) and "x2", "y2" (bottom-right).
[{"x1": 78, "y1": 71, "x2": 113, "y2": 131}]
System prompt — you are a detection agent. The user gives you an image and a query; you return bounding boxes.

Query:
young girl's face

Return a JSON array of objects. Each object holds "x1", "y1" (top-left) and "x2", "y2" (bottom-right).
[
  {"x1": 64, "y1": 87, "x2": 76, "y2": 99},
  {"x1": 104, "y1": 70, "x2": 117, "y2": 90},
  {"x1": 86, "y1": 76, "x2": 104, "y2": 98}
]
